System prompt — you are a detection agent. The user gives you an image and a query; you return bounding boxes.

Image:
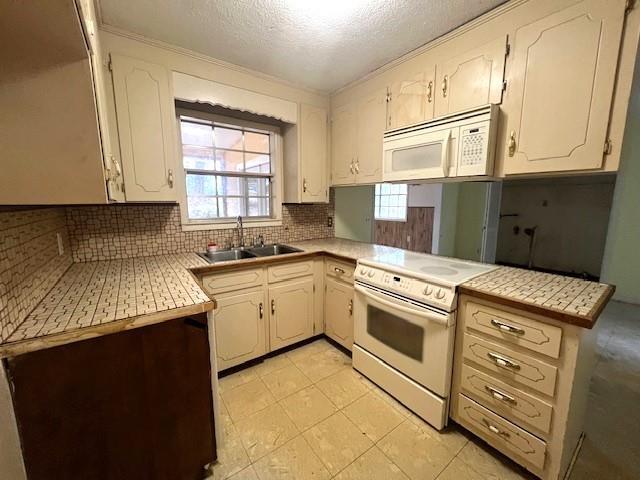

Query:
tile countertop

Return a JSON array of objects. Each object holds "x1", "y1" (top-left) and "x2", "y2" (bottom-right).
[
  {"x1": 460, "y1": 266, "x2": 615, "y2": 329},
  {"x1": 0, "y1": 253, "x2": 215, "y2": 358}
]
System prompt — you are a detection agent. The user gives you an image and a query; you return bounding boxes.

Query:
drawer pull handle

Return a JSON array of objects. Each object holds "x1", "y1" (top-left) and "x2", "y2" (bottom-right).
[
  {"x1": 259, "y1": 302, "x2": 264, "y2": 319},
  {"x1": 485, "y1": 385, "x2": 517, "y2": 405},
  {"x1": 487, "y1": 352, "x2": 521, "y2": 371},
  {"x1": 482, "y1": 418, "x2": 511, "y2": 439},
  {"x1": 334, "y1": 267, "x2": 346, "y2": 274},
  {"x1": 491, "y1": 319, "x2": 525, "y2": 335},
  {"x1": 348, "y1": 299, "x2": 353, "y2": 316},
  {"x1": 271, "y1": 299, "x2": 276, "y2": 315}
]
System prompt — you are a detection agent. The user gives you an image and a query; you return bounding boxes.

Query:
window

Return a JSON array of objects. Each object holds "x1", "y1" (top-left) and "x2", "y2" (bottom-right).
[
  {"x1": 178, "y1": 112, "x2": 279, "y2": 224},
  {"x1": 375, "y1": 183, "x2": 408, "y2": 221}
]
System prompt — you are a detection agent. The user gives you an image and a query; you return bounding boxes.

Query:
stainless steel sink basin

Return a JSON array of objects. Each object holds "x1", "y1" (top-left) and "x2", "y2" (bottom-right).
[
  {"x1": 198, "y1": 244, "x2": 302, "y2": 263},
  {"x1": 199, "y1": 249, "x2": 256, "y2": 263},
  {"x1": 247, "y1": 244, "x2": 302, "y2": 257}
]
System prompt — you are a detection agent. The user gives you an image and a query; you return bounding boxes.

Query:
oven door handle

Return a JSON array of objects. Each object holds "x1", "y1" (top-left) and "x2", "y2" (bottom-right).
[{"x1": 354, "y1": 286, "x2": 451, "y2": 327}]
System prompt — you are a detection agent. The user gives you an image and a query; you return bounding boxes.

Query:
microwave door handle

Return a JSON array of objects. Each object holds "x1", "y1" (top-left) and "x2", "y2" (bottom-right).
[
  {"x1": 440, "y1": 129, "x2": 451, "y2": 177},
  {"x1": 354, "y1": 286, "x2": 450, "y2": 327}
]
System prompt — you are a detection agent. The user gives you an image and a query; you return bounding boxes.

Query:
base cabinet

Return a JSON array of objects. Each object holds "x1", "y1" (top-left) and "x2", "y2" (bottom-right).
[
  {"x1": 269, "y1": 277, "x2": 314, "y2": 351},
  {"x1": 5, "y1": 314, "x2": 215, "y2": 480},
  {"x1": 214, "y1": 289, "x2": 267, "y2": 370},
  {"x1": 324, "y1": 278, "x2": 354, "y2": 350}
]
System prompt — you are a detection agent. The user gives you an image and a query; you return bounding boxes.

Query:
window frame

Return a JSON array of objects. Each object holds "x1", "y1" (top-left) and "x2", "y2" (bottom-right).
[
  {"x1": 175, "y1": 108, "x2": 284, "y2": 231},
  {"x1": 374, "y1": 183, "x2": 408, "y2": 222}
]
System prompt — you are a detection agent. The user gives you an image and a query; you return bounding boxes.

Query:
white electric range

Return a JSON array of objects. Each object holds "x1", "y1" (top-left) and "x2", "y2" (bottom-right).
[{"x1": 352, "y1": 251, "x2": 497, "y2": 430}]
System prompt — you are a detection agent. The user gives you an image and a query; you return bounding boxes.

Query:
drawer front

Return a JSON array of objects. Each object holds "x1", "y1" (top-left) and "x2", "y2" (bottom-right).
[
  {"x1": 464, "y1": 301, "x2": 562, "y2": 359},
  {"x1": 456, "y1": 394, "x2": 547, "y2": 470},
  {"x1": 462, "y1": 333, "x2": 558, "y2": 397},
  {"x1": 325, "y1": 258, "x2": 355, "y2": 282},
  {"x1": 267, "y1": 260, "x2": 314, "y2": 283},
  {"x1": 202, "y1": 268, "x2": 264, "y2": 294},
  {"x1": 460, "y1": 363, "x2": 553, "y2": 434}
]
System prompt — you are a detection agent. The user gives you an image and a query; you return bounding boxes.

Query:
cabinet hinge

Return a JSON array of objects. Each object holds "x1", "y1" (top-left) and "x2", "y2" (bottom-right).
[
  {"x1": 502, "y1": 80, "x2": 507, "y2": 92},
  {"x1": 107, "y1": 54, "x2": 113, "y2": 72},
  {"x1": 604, "y1": 138, "x2": 613, "y2": 155},
  {"x1": 313, "y1": 284, "x2": 316, "y2": 293},
  {"x1": 386, "y1": 91, "x2": 392, "y2": 103},
  {"x1": 505, "y1": 43, "x2": 511, "y2": 56}
]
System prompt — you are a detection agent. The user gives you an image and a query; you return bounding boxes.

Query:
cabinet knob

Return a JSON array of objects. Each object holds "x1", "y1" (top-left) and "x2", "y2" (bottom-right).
[
  {"x1": 508, "y1": 131, "x2": 517, "y2": 157},
  {"x1": 427, "y1": 81, "x2": 433, "y2": 103},
  {"x1": 442, "y1": 75, "x2": 448, "y2": 98},
  {"x1": 354, "y1": 159, "x2": 360, "y2": 174},
  {"x1": 303, "y1": 178, "x2": 308, "y2": 193},
  {"x1": 350, "y1": 160, "x2": 355, "y2": 174},
  {"x1": 348, "y1": 299, "x2": 353, "y2": 316},
  {"x1": 271, "y1": 299, "x2": 276, "y2": 315},
  {"x1": 259, "y1": 302, "x2": 264, "y2": 319},
  {"x1": 167, "y1": 169, "x2": 174, "y2": 188}
]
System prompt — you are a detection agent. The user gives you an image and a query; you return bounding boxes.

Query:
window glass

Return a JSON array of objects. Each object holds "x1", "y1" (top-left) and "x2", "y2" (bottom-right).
[
  {"x1": 374, "y1": 183, "x2": 408, "y2": 221},
  {"x1": 180, "y1": 116, "x2": 274, "y2": 221}
]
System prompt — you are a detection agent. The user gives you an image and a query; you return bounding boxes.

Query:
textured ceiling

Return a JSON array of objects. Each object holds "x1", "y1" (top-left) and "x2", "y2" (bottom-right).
[{"x1": 98, "y1": 0, "x2": 507, "y2": 93}]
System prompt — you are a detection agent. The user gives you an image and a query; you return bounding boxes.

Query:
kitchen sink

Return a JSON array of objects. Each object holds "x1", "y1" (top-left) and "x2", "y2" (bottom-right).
[
  {"x1": 198, "y1": 244, "x2": 302, "y2": 263},
  {"x1": 199, "y1": 249, "x2": 256, "y2": 263},
  {"x1": 247, "y1": 244, "x2": 302, "y2": 257}
]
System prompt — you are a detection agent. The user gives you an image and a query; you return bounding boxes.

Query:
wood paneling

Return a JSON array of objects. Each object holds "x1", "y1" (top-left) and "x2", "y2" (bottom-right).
[{"x1": 374, "y1": 207, "x2": 434, "y2": 253}]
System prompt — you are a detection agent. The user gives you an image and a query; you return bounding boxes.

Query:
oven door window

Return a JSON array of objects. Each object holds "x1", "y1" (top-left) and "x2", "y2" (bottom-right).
[{"x1": 366, "y1": 304, "x2": 424, "y2": 361}]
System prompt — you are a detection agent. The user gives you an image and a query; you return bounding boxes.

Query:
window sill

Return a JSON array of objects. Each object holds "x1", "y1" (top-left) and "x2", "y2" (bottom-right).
[{"x1": 181, "y1": 219, "x2": 283, "y2": 232}]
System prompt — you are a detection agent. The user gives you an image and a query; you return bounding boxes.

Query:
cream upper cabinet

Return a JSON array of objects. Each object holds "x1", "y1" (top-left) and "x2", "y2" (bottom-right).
[
  {"x1": 300, "y1": 104, "x2": 328, "y2": 202},
  {"x1": 388, "y1": 66, "x2": 436, "y2": 129},
  {"x1": 434, "y1": 35, "x2": 508, "y2": 118},
  {"x1": 355, "y1": 89, "x2": 387, "y2": 184},
  {"x1": 324, "y1": 278, "x2": 354, "y2": 351},
  {"x1": 268, "y1": 277, "x2": 314, "y2": 351},
  {"x1": 330, "y1": 102, "x2": 357, "y2": 185},
  {"x1": 214, "y1": 289, "x2": 267, "y2": 371},
  {"x1": 503, "y1": 0, "x2": 626, "y2": 175},
  {"x1": 283, "y1": 104, "x2": 329, "y2": 203},
  {"x1": 110, "y1": 54, "x2": 177, "y2": 201}
]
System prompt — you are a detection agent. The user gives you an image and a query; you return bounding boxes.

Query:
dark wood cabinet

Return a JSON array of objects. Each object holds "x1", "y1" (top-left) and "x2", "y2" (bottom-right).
[{"x1": 5, "y1": 314, "x2": 216, "y2": 480}]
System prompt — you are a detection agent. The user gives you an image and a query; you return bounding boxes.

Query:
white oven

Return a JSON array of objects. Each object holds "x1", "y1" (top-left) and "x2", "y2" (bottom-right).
[
  {"x1": 382, "y1": 104, "x2": 499, "y2": 182},
  {"x1": 353, "y1": 281, "x2": 456, "y2": 429}
]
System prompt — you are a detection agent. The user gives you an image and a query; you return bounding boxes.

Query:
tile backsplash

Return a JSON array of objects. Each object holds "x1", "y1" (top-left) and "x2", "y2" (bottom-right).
[
  {"x1": 67, "y1": 200, "x2": 335, "y2": 262},
  {"x1": 0, "y1": 208, "x2": 72, "y2": 342}
]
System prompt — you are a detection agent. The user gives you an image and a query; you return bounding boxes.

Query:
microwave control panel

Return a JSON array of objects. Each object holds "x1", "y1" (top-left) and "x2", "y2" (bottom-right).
[{"x1": 460, "y1": 122, "x2": 489, "y2": 167}]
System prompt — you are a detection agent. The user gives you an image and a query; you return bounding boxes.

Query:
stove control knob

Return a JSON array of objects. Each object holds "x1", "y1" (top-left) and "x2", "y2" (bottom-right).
[
  {"x1": 360, "y1": 268, "x2": 366, "y2": 275},
  {"x1": 368, "y1": 270, "x2": 375, "y2": 278},
  {"x1": 435, "y1": 289, "x2": 445, "y2": 300},
  {"x1": 423, "y1": 285, "x2": 433, "y2": 296}
]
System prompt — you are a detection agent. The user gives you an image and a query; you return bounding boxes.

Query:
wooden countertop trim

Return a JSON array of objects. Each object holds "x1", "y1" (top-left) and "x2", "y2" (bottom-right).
[
  {"x1": 0, "y1": 301, "x2": 216, "y2": 359},
  {"x1": 458, "y1": 284, "x2": 615, "y2": 329}
]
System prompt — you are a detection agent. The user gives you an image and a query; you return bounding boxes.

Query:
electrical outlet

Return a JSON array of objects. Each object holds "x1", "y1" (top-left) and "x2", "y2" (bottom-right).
[
  {"x1": 327, "y1": 216, "x2": 333, "y2": 227},
  {"x1": 56, "y1": 233, "x2": 64, "y2": 256}
]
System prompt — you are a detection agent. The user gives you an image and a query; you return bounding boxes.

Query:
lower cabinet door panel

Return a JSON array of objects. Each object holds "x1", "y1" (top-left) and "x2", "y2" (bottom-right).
[
  {"x1": 214, "y1": 289, "x2": 267, "y2": 370},
  {"x1": 269, "y1": 277, "x2": 314, "y2": 351},
  {"x1": 324, "y1": 278, "x2": 354, "y2": 350},
  {"x1": 456, "y1": 394, "x2": 547, "y2": 470},
  {"x1": 5, "y1": 315, "x2": 215, "y2": 480}
]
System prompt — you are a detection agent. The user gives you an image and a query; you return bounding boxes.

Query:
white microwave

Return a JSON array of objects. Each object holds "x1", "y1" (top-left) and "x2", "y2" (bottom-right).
[{"x1": 382, "y1": 104, "x2": 499, "y2": 182}]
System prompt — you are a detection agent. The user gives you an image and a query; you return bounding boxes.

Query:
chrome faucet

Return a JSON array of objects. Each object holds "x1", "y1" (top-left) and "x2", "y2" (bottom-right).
[{"x1": 236, "y1": 216, "x2": 244, "y2": 247}]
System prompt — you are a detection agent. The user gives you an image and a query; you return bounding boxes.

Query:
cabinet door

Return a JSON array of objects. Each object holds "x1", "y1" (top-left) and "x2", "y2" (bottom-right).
[
  {"x1": 355, "y1": 90, "x2": 387, "y2": 184},
  {"x1": 269, "y1": 277, "x2": 314, "y2": 351},
  {"x1": 324, "y1": 278, "x2": 354, "y2": 350},
  {"x1": 331, "y1": 102, "x2": 356, "y2": 185},
  {"x1": 434, "y1": 36, "x2": 508, "y2": 118},
  {"x1": 214, "y1": 289, "x2": 267, "y2": 370},
  {"x1": 388, "y1": 67, "x2": 436, "y2": 129},
  {"x1": 503, "y1": 0, "x2": 625, "y2": 174},
  {"x1": 300, "y1": 104, "x2": 328, "y2": 202},
  {"x1": 111, "y1": 54, "x2": 177, "y2": 201}
]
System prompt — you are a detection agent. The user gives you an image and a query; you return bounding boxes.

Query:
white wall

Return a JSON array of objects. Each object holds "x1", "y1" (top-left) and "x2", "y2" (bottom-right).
[{"x1": 497, "y1": 177, "x2": 615, "y2": 277}]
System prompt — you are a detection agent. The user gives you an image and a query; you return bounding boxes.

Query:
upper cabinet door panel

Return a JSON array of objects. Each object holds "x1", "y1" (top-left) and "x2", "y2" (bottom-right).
[
  {"x1": 504, "y1": 0, "x2": 625, "y2": 174},
  {"x1": 435, "y1": 35, "x2": 508, "y2": 118},
  {"x1": 355, "y1": 90, "x2": 386, "y2": 184},
  {"x1": 331, "y1": 103, "x2": 356, "y2": 185},
  {"x1": 389, "y1": 66, "x2": 436, "y2": 129},
  {"x1": 300, "y1": 104, "x2": 328, "y2": 202},
  {"x1": 111, "y1": 54, "x2": 177, "y2": 201}
]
